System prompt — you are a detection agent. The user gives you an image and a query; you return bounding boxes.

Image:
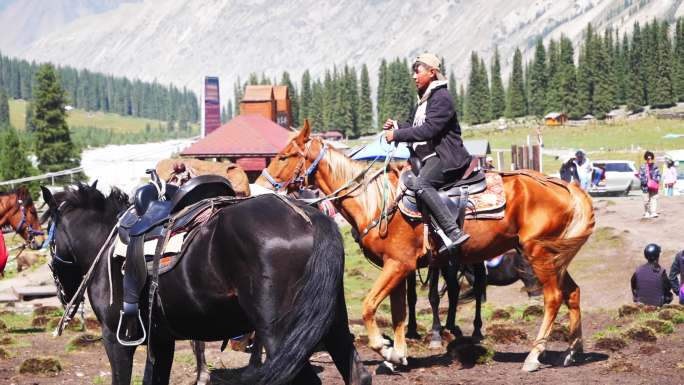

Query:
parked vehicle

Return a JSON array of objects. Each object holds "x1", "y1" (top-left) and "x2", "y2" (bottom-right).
[{"x1": 588, "y1": 160, "x2": 640, "y2": 196}]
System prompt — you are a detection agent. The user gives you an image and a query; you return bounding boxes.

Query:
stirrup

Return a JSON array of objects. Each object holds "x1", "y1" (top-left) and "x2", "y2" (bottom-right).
[
  {"x1": 116, "y1": 310, "x2": 147, "y2": 346},
  {"x1": 438, "y1": 231, "x2": 470, "y2": 256}
]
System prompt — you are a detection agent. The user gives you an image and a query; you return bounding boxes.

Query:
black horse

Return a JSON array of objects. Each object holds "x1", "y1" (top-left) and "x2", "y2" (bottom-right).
[
  {"x1": 41, "y1": 184, "x2": 370, "y2": 385},
  {"x1": 406, "y1": 250, "x2": 541, "y2": 342}
]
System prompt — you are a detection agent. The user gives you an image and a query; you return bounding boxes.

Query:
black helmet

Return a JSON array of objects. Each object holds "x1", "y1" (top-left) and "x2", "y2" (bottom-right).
[{"x1": 644, "y1": 243, "x2": 661, "y2": 261}]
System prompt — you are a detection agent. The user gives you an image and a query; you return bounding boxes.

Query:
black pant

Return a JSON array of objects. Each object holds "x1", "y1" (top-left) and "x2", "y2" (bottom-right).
[{"x1": 416, "y1": 156, "x2": 468, "y2": 234}]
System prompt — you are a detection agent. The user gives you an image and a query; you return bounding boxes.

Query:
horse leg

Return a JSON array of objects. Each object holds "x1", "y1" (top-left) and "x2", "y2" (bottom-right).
[
  {"x1": 522, "y1": 253, "x2": 564, "y2": 372},
  {"x1": 388, "y1": 275, "x2": 408, "y2": 365},
  {"x1": 190, "y1": 340, "x2": 210, "y2": 385},
  {"x1": 102, "y1": 328, "x2": 137, "y2": 385},
  {"x1": 471, "y1": 263, "x2": 486, "y2": 340},
  {"x1": 428, "y1": 267, "x2": 443, "y2": 349},
  {"x1": 290, "y1": 362, "x2": 322, "y2": 385},
  {"x1": 323, "y1": 287, "x2": 371, "y2": 385},
  {"x1": 142, "y1": 332, "x2": 175, "y2": 385},
  {"x1": 405, "y1": 272, "x2": 421, "y2": 340},
  {"x1": 561, "y1": 273, "x2": 583, "y2": 367},
  {"x1": 442, "y1": 263, "x2": 461, "y2": 337},
  {"x1": 361, "y1": 258, "x2": 410, "y2": 364}
]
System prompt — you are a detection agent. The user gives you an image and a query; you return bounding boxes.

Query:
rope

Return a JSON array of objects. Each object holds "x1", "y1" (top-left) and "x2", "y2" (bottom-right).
[{"x1": 54, "y1": 224, "x2": 119, "y2": 337}]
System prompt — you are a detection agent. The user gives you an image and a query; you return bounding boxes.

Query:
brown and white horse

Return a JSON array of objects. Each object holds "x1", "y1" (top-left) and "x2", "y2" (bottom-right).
[
  {"x1": 0, "y1": 185, "x2": 45, "y2": 250},
  {"x1": 257, "y1": 122, "x2": 595, "y2": 372}
]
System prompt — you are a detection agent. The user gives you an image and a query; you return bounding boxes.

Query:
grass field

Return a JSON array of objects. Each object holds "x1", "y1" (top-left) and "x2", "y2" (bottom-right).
[{"x1": 9, "y1": 99, "x2": 194, "y2": 133}]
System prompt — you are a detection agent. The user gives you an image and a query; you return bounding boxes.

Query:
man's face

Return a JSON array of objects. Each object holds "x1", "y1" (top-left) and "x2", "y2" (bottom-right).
[{"x1": 413, "y1": 64, "x2": 435, "y2": 93}]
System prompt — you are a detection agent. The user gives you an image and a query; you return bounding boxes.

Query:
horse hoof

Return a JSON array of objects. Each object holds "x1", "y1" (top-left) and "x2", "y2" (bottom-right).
[
  {"x1": 563, "y1": 351, "x2": 576, "y2": 367},
  {"x1": 375, "y1": 361, "x2": 396, "y2": 375},
  {"x1": 381, "y1": 346, "x2": 407, "y2": 365},
  {"x1": 521, "y1": 360, "x2": 541, "y2": 372},
  {"x1": 405, "y1": 331, "x2": 421, "y2": 340}
]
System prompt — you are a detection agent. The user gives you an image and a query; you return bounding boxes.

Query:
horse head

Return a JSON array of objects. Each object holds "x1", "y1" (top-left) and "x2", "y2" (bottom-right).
[
  {"x1": 2, "y1": 185, "x2": 45, "y2": 250},
  {"x1": 40, "y1": 184, "x2": 128, "y2": 306},
  {"x1": 257, "y1": 120, "x2": 325, "y2": 193}
]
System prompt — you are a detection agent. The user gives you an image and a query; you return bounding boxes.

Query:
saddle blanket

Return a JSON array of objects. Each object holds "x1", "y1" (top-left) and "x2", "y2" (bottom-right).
[
  {"x1": 399, "y1": 171, "x2": 506, "y2": 220},
  {"x1": 113, "y1": 232, "x2": 186, "y2": 274}
]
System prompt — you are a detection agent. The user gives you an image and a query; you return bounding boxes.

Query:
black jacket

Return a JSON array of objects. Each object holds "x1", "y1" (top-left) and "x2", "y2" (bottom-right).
[
  {"x1": 631, "y1": 262, "x2": 672, "y2": 306},
  {"x1": 669, "y1": 251, "x2": 684, "y2": 298},
  {"x1": 393, "y1": 85, "x2": 471, "y2": 172}
]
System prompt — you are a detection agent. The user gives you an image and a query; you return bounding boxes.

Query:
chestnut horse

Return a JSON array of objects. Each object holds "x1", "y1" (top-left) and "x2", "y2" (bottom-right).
[
  {"x1": 257, "y1": 122, "x2": 595, "y2": 372},
  {"x1": 0, "y1": 185, "x2": 45, "y2": 250}
]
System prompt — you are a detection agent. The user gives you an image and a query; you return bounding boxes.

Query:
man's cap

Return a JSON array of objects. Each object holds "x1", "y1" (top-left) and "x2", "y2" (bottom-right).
[{"x1": 414, "y1": 53, "x2": 446, "y2": 80}]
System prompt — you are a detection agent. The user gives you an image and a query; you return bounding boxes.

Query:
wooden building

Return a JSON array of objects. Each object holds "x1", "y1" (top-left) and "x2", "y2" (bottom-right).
[
  {"x1": 544, "y1": 112, "x2": 568, "y2": 126},
  {"x1": 240, "y1": 85, "x2": 293, "y2": 128}
]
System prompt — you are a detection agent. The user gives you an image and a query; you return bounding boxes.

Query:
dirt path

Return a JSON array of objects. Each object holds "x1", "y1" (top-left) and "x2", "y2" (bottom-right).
[{"x1": 0, "y1": 195, "x2": 682, "y2": 384}]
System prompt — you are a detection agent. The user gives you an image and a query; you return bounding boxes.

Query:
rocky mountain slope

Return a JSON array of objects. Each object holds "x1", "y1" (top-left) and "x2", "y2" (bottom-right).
[{"x1": 4, "y1": 0, "x2": 684, "y2": 99}]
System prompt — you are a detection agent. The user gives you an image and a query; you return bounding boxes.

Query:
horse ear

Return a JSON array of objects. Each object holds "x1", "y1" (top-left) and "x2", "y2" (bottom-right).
[
  {"x1": 41, "y1": 186, "x2": 57, "y2": 210},
  {"x1": 90, "y1": 179, "x2": 98, "y2": 189},
  {"x1": 295, "y1": 120, "x2": 311, "y2": 146}
]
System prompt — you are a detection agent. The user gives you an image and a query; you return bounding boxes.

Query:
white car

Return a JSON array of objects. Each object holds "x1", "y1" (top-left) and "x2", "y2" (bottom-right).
[{"x1": 588, "y1": 160, "x2": 640, "y2": 196}]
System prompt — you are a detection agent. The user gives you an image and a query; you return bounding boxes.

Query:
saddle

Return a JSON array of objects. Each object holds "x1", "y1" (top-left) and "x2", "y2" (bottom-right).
[{"x1": 398, "y1": 159, "x2": 506, "y2": 225}]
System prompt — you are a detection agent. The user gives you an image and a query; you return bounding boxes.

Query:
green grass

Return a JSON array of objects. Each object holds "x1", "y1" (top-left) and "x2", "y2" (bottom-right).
[
  {"x1": 9, "y1": 98, "x2": 198, "y2": 133},
  {"x1": 0, "y1": 312, "x2": 32, "y2": 330},
  {"x1": 463, "y1": 116, "x2": 684, "y2": 152}
]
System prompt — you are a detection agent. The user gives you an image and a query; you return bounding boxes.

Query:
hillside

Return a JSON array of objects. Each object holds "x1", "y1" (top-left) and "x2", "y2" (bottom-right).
[{"x1": 5, "y1": 0, "x2": 684, "y2": 99}]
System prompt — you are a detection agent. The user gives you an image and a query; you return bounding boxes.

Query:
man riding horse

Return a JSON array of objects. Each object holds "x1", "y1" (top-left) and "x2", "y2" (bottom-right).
[{"x1": 383, "y1": 52, "x2": 470, "y2": 255}]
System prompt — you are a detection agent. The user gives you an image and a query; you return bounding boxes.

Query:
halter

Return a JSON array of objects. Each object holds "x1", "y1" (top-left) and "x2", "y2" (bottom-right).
[
  {"x1": 15, "y1": 201, "x2": 45, "y2": 239},
  {"x1": 261, "y1": 140, "x2": 328, "y2": 191}
]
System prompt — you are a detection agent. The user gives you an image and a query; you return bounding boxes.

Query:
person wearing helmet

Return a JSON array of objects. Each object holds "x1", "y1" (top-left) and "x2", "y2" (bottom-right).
[
  {"x1": 631, "y1": 244, "x2": 672, "y2": 306},
  {"x1": 573, "y1": 150, "x2": 592, "y2": 191},
  {"x1": 668, "y1": 250, "x2": 684, "y2": 304},
  {"x1": 383, "y1": 52, "x2": 471, "y2": 254}
]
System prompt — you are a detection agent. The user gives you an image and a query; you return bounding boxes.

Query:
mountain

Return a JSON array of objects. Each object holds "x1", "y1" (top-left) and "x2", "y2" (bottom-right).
[
  {"x1": 5, "y1": 0, "x2": 684, "y2": 100},
  {"x1": 0, "y1": 0, "x2": 141, "y2": 54}
]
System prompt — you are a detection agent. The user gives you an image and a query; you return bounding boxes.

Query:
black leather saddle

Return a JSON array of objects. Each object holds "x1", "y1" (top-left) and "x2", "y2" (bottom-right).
[{"x1": 119, "y1": 172, "x2": 235, "y2": 242}]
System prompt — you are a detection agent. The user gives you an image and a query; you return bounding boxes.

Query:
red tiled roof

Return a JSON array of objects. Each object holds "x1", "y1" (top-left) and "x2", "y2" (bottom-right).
[
  {"x1": 236, "y1": 157, "x2": 267, "y2": 171},
  {"x1": 180, "y1": 115, "x2": 291, "y2": 157}
]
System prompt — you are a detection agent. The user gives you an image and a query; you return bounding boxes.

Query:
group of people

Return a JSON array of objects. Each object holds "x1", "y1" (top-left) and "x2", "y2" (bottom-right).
[{"x1": 632, "y1": 244, "x2": 684, "y2": 306}]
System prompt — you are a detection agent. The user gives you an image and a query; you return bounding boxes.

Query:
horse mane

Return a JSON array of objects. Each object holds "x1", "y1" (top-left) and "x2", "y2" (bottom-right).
[
  {"x1": 324, "y1": 147, "x2": 397, "y2": 215},
  {"x1": 56, "y1": 183, "x2": 129, "y2": 218}
]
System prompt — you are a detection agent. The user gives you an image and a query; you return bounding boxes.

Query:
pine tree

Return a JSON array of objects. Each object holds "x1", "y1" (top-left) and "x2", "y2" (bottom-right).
[
  {"x1": 490, "y1": 47, "x2": 505, "y2": 119},
  {"x1": 627, "y1": 22, "x2": 646, "y2": 111},
  {"x1": 545, "y1": 39, "x2": 562, "y2": 113},
  {"x1": 233, "y1": 76, "x2": 243, "y2": 116},
  {"x1": 24, "y1": 101, "x2": 35, "y2": 132},
  {"x1": 322, "y1": 70, "x2": 335, "y2": 131},
  {"x1": 529, "y1": 38, "x2": 548, "y2": 117},
  {"x1": 673, "y1": 18, "x2": 684, "y2": 102},
  {"x1": 280, "y1": 71, "x2": 299, "y2": 126},
  {"x1": 31, "y1": 64, "x2": 80, "y2": 172},
  {"x1": 358, "y1": 64, "x2": 373, "y2": 134},
  {"x1": 464, "y1": 53, "x2": 490, "y2": 124},
  {"x1": 448, "y1": 70, "x2": 461, "y2": 116},
  {"x1": 559, "y1": 36, "x2": 580, "y2": 118},
  {"x1": 506, "y1": 48, "x2": 527, "y2": 118},
  {"x1": 0, "y1": 125, "x2": 36, "y2": 181},
  {"x1": 299, "y1": 70, "x2": 312, "y2": 124},
  {"x1": 377, "y1": 59, "x2": 388, "y2": 129},
  {"x1": 0, "y1": 88, "x2": 9, "y2": 125},
  {"x1": 226, "y1": 99, "x2": 233, "y2": 121},
  {"x1": 592, "y1": 34, "x2": 616, "y2": 118},
  {"x1": 310, "y1": 80, "x2": 325, "y2": 131},
  {"x1": 458, "y1": 84, "x2": 465, "y2": 119},
  {"x1": 615, "y1": 33, "x2": 630, "y2": 105},
  {"x1": 650, "y1": 20, "x2": 675, "y2": 108}
]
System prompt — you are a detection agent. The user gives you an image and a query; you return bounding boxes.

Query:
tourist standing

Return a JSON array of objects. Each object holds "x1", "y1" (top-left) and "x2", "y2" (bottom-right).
[
  {"x1": 639, "y1": 151, "x2": 660, "y2": 218},
  {"x1": 662, "y1": 158, "x2": 677, "y2": 197}
]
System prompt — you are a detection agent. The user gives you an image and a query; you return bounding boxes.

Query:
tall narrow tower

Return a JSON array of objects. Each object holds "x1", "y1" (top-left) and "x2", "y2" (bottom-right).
[{"x1": 201, "y1": 76, "x2": 221, "y2": 137}]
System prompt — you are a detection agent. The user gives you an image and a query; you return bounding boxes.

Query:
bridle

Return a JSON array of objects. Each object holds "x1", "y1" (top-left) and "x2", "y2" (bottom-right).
[
  {"x1": 45, "y1": 202, "x2": 81, "y2": 306},
  {"x1": 15, "y1": 200, "x2": 45, "y2": 243},
  {"x1": 260, "y1": 139, "x2": 328, "y2": 192}
]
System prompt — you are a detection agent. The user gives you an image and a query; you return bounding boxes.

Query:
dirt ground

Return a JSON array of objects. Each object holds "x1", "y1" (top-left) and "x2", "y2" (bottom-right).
[{"x1": 1, "y1": 193, "x2": 683, "y2": 384}]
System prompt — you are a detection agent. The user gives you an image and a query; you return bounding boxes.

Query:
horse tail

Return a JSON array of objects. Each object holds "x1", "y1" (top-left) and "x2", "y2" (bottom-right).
[
  {"x1": 536, "y1": 182, "x2": 595, "y2": 281},
  {"x1": 254, "y1": 212, "x2": 345, "y2": 385}
]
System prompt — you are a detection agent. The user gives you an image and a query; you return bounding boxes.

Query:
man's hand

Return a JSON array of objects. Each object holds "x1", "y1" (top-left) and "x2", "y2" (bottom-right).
[
  {"x1": 383, "y1": 118, "x2": 396, "y2": 130},
  {"x1": 385, "y1": 129, "x2": 395, "y2": 143}
]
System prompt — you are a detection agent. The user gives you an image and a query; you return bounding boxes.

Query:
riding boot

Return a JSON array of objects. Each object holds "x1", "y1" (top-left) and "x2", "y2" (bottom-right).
[
  {"x1": 118, "y1": 235, "x2": 146, "y2": 345},
  {"x1": 419, "y1": 188, "x2": 470, "y2": 256}
]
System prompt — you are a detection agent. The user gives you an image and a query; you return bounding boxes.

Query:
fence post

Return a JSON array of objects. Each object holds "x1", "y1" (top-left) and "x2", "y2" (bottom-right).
[
  {"x1": 521, "y1": 146, "x2": 529, "y2": 169},
  {"x1": 532, "y1": 144, "x2": 540, "y2": 171},
  {"x1": 511, "y1": 145, "x2": 518, "y2": 170},
  {"x1": 496, "y1": 151, "x2": 504, "y2": 171}
]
